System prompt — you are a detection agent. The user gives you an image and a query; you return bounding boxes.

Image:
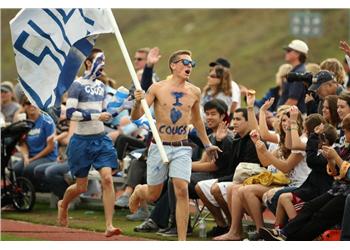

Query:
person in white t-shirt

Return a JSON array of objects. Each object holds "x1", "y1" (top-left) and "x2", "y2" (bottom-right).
[
  {"x1": 201, "y1": 65, "x2": 233, "y2": 122},
  {"x1": 208, "y1": 58, "x2": 241, "y2": 119}
]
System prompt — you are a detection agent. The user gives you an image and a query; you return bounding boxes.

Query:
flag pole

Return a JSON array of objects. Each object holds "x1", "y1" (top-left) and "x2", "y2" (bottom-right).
[{"x1": 106, "y1": 9, "x2": 169, "y2": 163}]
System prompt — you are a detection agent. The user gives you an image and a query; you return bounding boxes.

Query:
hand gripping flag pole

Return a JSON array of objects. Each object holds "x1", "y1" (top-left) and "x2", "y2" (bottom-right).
[{"x1": 106, "y1": 9, "x2": 169, "y2": 163}]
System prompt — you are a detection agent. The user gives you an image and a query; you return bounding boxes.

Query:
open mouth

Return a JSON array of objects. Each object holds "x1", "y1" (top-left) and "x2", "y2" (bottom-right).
[{"x1": 185, "y1": 69, "x2": 191, "y2": 75}]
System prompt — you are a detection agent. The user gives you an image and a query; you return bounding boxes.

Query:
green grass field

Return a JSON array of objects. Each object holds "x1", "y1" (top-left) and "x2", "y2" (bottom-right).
[
  {"x1": 1, "y1": 233, "x2": 41, "y2": 241},
  {"x1": 1, "y1": 201, "x2": 215, "y2": 241}
]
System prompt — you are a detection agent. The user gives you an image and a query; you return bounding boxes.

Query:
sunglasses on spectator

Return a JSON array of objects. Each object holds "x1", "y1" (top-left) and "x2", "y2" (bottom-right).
[
  {"x1": 285, "y1": 48, "x2": 294, "y2": 53},
  {"x1": 173, "y1": 59, "x2": 196, "y2": 68},
  {"x1": 23, "y1": 101, "x2": 32, "y2": 106},
  {"x1": 134, "y1": 57, "x2": 145, "y2": 61}
]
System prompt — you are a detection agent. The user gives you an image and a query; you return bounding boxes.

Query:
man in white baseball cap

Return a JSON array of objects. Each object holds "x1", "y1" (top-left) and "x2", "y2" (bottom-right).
[
  {"x1": 284, "y1": 39, "x2": 309, "y2": 55},
  {"x1": 277, "y1": 39, "x2": 309, "y2": 113}
]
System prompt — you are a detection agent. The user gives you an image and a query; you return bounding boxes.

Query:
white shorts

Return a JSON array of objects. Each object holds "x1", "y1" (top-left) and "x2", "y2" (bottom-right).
[{"x1": 197, "y1": 179, "x2": 232, "y2": 207}]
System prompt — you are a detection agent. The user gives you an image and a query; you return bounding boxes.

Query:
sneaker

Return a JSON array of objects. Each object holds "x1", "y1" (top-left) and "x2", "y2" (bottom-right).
[
  {"x1": 126, "y1": 207, "x2": 150, "y2": 221},
  {"x1": 160, "y1": 227, "x2": 177, "y2": 237},
  {"x1": 159, "y1": 227, "x2": 193, "y2": 237},
  {"x1": 247, "y1": 230, "x2": 260, "y2": 241},
  {"x1": 134, "y1": 218, "x2": 159, "y2": 232},
  {"x1": 259, "y1": 227, "x2": 286, "y2": 241},
  {"x1": 157, "y1": 226, "x2": 172, "y2": 234},
  {"x1": 207, "y1": 226, "x2": 229, "y2": 237},
  {"x1": 115, "y1": 194, "x2": 130, "y2": 208}
]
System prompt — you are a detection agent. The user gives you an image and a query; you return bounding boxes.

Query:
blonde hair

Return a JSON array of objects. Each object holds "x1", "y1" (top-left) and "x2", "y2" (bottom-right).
[
  {"x1": 136, "y1": 47, "x2": 150, "y2": 54},
  {"x1": 276, "y1": 104, "x2": 290, "y2": 115},
  {"x1": 306, "y1": 63, "x2": 321, "y2": 75},
  {"x1": 320, "y1": 58, "x2": 346, "y2": 84},
  {"x1": 168, "y1": 50, "x2": 192, "y2": 73},
  {"x1": 276, "y1": 64, "x2": 293, "y2": 86}
]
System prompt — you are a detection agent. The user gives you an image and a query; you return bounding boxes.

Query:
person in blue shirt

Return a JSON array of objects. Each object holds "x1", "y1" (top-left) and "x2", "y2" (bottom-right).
[
  {"x1": 13, "y1": 96, "x2": 58, "y2": 191},
  {"x1": 277, "y1": 40, "x2": 309, "y2": 114},
  {"x1": 57, "y1": 48, "x2": 121, "y2": 238}
]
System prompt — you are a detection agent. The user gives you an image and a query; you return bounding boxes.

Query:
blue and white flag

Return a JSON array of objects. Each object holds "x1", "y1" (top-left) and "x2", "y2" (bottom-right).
[{"x1": 10, "y1": 8, "x2": 114, "y2": 111}]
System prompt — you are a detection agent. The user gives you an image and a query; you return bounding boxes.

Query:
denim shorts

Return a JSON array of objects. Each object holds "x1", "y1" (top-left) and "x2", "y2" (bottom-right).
[
  {"x1": 67, "y1": 133, "x2": 118, "y2": 178},
  {"x1": 146, "y1": 143, "x2": 192, "y2": 185},
  {"x1": 266, "y1": 186, "x2": 297, "y2": 214}
]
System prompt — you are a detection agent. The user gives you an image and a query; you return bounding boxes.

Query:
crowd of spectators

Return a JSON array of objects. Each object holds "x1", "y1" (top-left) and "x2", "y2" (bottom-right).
[{"x1": 2, "y1": 39, "x2": 350, "y2": 241}]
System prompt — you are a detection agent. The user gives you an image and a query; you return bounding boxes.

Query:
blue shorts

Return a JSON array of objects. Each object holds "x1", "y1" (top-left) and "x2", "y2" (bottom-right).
[
  {"x1": 266, "y1": 186, "x2": 297, "y2": 214},
  {"x1": 67, "y1": 133, "x2": 118, "y2": 178},
  {"x1": 146, "y1": 143, "x2": 192, "y2": 185}
]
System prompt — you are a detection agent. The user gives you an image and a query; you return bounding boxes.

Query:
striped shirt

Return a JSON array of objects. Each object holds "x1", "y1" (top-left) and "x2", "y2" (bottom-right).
[{"x1": 66, "y1": 77, "x2": 107, "y2": 135}]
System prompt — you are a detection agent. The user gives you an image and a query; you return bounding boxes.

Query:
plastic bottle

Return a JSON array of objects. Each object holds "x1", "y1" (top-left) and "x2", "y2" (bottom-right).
[
  {"x1": 122, "y1": 155, "x2": 132, "y2": 177},
  {"x1": 198, "y1": 218, "x2": 207, "y2": 238},
  {"x1": 107, "y1": 86, "x2": 129, "y2": 115}
]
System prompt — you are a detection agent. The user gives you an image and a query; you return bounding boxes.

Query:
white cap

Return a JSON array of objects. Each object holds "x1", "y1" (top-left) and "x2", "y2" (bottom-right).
[{"x1": 285, "y1": 39, "x2": 309, "y2": 54}]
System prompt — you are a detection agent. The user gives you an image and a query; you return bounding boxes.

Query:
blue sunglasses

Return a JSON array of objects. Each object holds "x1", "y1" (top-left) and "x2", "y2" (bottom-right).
[{"x1": 174, "y1": 59, "x2": 196, "y2": 68}]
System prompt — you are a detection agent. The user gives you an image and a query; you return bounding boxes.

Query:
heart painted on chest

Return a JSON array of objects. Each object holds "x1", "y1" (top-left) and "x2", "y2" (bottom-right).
[{"x1": 170, "y1": 107, "x2": 182, "y2": 124}]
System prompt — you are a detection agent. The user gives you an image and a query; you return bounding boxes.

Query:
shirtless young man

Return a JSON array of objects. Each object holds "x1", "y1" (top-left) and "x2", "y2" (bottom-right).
[{"x1": 129, "y1": 50, "x2": 221, "y2": 240}]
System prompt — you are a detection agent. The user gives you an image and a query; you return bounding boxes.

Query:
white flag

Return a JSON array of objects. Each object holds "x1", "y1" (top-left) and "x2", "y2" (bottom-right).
[{"x1": 10, "y1": 8, "x2": 114, "y2": 111}]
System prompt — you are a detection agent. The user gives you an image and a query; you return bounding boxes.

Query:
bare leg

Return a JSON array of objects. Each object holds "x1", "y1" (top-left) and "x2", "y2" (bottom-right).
[
  {"x1": 57, "y1": 177, "x2": 88, "y2": 226},
  {"x1": 241, "y1": 184, "x2": 271, "y2": 230},
  {"x1": 98, "y1": 167, "x2": 121, "y2": 236},
  {"x1": 195, "y1": 183, "x2": 227, "y2": 228},
  {"x1": 173, "y1": 178, "x2": 189, "y2": 241},
  {"x1": 226, "y1": 183, "x2": 233, "y2": 211},
  {"x1": 107, "y1": 130, "x2": 121, "y2": 144},
  {"x1": 213, "y1": 184, "x2": 244, "y2": 241},
  {"x1": 211, "y1": 183, "x2": 231, "y2": 225},
  {"x1": 275, "y1": 192, "x2": 296, "y2": 226},
  {"x1": 129, "y1": 183, "x2": 163, "y2": 213}
]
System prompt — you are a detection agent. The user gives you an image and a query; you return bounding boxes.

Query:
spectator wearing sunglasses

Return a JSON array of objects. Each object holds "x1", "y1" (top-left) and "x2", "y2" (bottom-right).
[
  {"x1": 200, "y1": 65, "x2": 233, "y2": 123},
  {"x1": 209, "y1": 58, "x2": 241, "y2": 119},
  {"x1": 129, "y1": 47, "x2": 160, "y2": 100},
  {"x1": 129, "y1": 49, "x2": 221, "y2": 241},
  {"x1": 12, "y1": 96, "x2": 58, "y2": 191},
  {"x1": 277, "y1": 39, "x2": 309, "y2": 114},
  {"x1": 134, "y1": 47, "x2": 149, "y2": 74}
]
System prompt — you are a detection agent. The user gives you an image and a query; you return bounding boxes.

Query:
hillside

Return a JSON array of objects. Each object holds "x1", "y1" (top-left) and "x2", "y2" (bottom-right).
[{"x1": 1, "y1": 9, "x2": 348, "y2": 98}]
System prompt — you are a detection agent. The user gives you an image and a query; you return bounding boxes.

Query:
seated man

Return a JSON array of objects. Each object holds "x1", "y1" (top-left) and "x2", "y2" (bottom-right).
[{"x1": 195, "y1": 108, "x2": 261, "y2": 237}]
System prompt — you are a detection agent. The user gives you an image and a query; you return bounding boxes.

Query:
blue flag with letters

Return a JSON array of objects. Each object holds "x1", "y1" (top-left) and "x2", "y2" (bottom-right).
[{"x1": 10, "y1": 8, "x2": 114, "y2": 112}]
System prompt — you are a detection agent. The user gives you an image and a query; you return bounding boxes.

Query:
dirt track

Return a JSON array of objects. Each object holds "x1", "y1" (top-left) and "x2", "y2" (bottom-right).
[{"x1": 1, "y1": 219, "x2": 147, "y2": 241}]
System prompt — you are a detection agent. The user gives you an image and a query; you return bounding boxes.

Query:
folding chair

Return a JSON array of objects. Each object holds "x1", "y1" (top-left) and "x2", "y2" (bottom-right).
[{"x1": 191, "y1": 199, "x2": 211, "y2": 229}]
